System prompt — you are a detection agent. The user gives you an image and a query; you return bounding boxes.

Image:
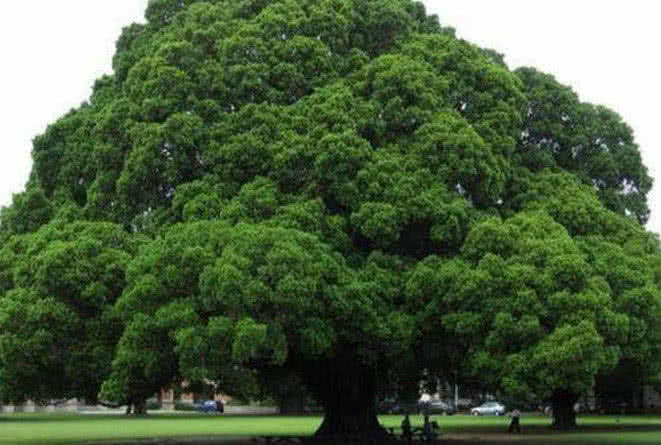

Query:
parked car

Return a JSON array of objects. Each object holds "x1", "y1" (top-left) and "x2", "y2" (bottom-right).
[
  {"x1": 377, "y1": 398, "x2": 417, "y2": 414},
  {"x1": 197, "y1": 400, "x2": 220, "y2": 413},
  {"x1": 418, "y1": 399, "x2": 456, "y2": 415},
  {"x1": 377, "y1": 398, "x2": 402, "y2": 414},
  {"x1": 470, "y1": 401, "x2": 505, "y2": 416}
]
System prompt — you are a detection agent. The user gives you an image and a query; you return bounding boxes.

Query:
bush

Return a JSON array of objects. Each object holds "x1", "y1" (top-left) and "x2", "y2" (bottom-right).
[
  {"x1": 256, "y1": 397, "x2": 277, "y2": 407},
  {"x1": 146, "y1": 400, "x2": 161, "y2": 410},
  {"x1": 174, "y1": 401, "x2": 196, "y2": 411}
]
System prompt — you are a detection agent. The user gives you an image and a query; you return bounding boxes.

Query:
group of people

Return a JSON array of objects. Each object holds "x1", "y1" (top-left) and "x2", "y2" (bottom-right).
[
  {"x1": 399, "y1": 413, "x2": 440, "y2": 442},
  {"x1": 399, "y1": 408, "x2": 521, "y2": 442}
]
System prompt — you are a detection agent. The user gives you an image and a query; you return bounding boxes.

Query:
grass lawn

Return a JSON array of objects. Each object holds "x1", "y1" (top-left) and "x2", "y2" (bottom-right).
[
  {"x1": 1, "y1": 413, "x2": 661, "y2": 444},
  {"x1": 0, "y1": 413, "x2": 321, "y2": 445}
]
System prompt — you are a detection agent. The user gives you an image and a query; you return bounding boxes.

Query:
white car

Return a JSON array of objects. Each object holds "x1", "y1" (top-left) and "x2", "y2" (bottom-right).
[{"x1": 470, "y1": 401, "x2": 505, "y2": 416}]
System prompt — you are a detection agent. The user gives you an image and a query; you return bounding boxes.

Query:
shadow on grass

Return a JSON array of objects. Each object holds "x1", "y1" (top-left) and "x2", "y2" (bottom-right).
[
  {"x1": 85, "y1": 425, "x2": 661, "y2": 445},
  {"x1": 447, "y1": 423, "x2": 661, "y2": 434},
  {"x1": 436, "y1": 423, "x2": 661, "y2": 445},
  {"x1": 0, "y1": 413, "x2": 238, "y2": 423}
]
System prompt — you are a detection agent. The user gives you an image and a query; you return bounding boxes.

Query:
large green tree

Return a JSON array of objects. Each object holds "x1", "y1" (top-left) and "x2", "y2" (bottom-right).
[{"x1": 0, "y1": 0, "x2": 658, "y2": 437}]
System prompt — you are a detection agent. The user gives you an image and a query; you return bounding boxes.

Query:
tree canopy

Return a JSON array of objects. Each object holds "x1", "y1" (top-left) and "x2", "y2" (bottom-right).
[{"x1": 1, "y1": 0, "x2": 659, "y2": 436}]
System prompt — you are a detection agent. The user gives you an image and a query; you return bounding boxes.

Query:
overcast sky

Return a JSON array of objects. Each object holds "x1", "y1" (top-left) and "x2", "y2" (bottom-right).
[{"x1": 1, "y1": 1, "x2": 659, "y2": 234}]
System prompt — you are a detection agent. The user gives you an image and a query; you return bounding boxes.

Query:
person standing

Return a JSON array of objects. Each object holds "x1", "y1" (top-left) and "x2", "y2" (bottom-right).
[
  {"x1": 423, "y1": 414, "x2": 432, "y2": 441},
  {"x1": 422, "y1": 414, "x2": 439, "y2": 442},
  {"x1": 401, "y1": 413, "x2": 412, "y2": 444},
  {"x1": 508, "y1": 408, "x2": 521, "y2": 433}
]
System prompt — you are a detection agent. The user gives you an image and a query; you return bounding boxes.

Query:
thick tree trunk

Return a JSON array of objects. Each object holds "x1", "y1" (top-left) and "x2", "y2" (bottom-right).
[
  {"x1": 315, "y1": 395, "x2": 386, "y2": 439},
  {"x1": 279, "y1": 391, "x2": 307, "y2": 415},
  {"x1": 125, "y1": 398, "x2": 147, "y2": 415},
  {"x1": 133, "y1": 398, "x2": 147, "y2": 415},
  {"x1": 551, "y1": 390, "x2": 578, "y2": 429},
  {"x1": 304, "y1": 358, "x2": 391, "y2": 442}
]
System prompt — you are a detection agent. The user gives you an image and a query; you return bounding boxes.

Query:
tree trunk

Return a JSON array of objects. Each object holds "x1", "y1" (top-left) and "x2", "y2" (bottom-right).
[
  {"x1": 304, "y1": 358, "x2": 391, "y2": 442},
  {"x1": 125, "y1": 398, "x2": 147, "y2": 415},
  {"x1": 315, "y1": 398, "x2": 386, "y2": 440},
  {"x1": 279, "y1": 391, "x2": 307, "y2": 415},
  {"x1": 551, "y1": 390, "x2": 578, "y2": 429},
  {"x1": 133, "y1": 398, "x2": 147, "y2": 415}
]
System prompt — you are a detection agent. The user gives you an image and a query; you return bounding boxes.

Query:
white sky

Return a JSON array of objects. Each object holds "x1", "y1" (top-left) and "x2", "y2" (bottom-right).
[{"x1": 0, "y1": 1, "x2": 659, "y2": 234}]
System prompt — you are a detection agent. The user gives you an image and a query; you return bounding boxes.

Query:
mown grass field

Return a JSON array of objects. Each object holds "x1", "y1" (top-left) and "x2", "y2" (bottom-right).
[{"x1": 1, "y1": 412, "x2": 661, "y2": 444}]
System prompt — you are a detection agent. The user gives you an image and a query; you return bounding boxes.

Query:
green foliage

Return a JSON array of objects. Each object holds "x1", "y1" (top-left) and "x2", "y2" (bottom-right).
[
  {"x1": 173, "y1": 401, "x2": 197, "y2": 411},
  {"x1": 516, "y1": 67, "x2": 652, "y2": 223},
  {"x1": 431, "y1": 210, "x2": 661, "y2": 415},
  {"x1": 0, "y1": 186, "x2": 52, "y2": 237},
  {"x1": 0, "y1": 0, "x2": 658, "y2": 434},
  {"x1": 0, "y1": 221, "x2": 139, "y2": 403}
]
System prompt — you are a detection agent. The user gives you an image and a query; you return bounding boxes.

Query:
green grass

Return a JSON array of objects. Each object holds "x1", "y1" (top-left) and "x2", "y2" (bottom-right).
[
  {"x1": 1, "y1": 413, "x2": 661, "y2": 444},
  {"x1": 0, "y1": 413, "x2": 320, "y2": 445},
  {"x1": 388, "y1": 414, "x2": 661, "y2": 444}
]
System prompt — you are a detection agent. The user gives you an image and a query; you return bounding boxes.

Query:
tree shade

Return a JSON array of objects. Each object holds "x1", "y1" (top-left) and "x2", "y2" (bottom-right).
[{"x1": 1, "y1": 0, "x2": 660, "y2": 436}]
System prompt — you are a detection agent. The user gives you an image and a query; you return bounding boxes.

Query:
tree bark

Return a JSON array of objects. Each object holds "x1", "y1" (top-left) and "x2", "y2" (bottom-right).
[
  {"x1": 551, "y1": 390, "x2": 578, "y2": 429},
  {"x1": 133, "y1": 398, "x2": 147, "y2": 415},
  {"x1": 124, "y1": 398, "x2": 147, "y2": 415},
  {"x1": 304, "y1": 357, "x2": 391, "y2": 442},
  {"x1": 279, "y1": 391, "x2": 307, "y2": 415}
]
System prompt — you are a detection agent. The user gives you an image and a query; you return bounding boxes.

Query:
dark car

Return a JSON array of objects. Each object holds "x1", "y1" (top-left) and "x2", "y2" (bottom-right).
[
  {"x1": 418, "y1": 399, "x2": 456, "y2": 415},
  {"x1": 377, "y1": 398, "x2": 417, "y2": 414},
  {"x1": 197, "y1": 400, "x2": 220, "y2": 413}
]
